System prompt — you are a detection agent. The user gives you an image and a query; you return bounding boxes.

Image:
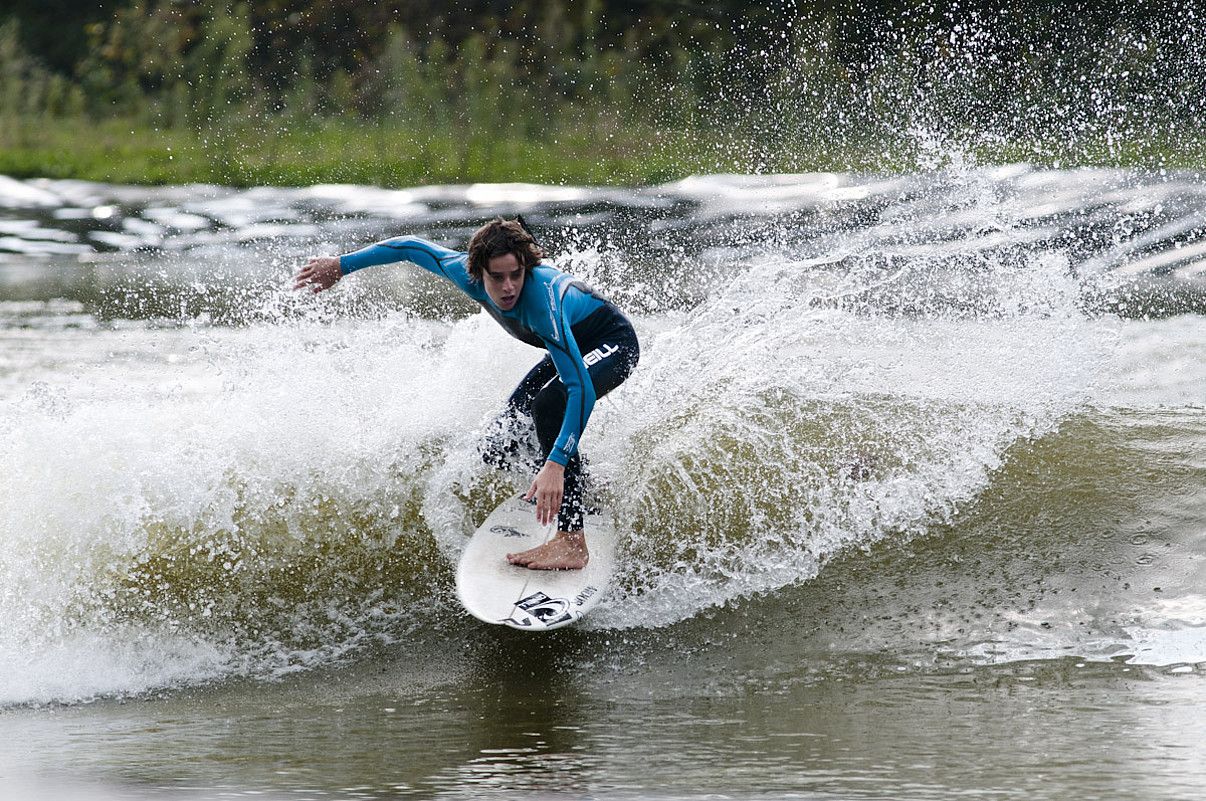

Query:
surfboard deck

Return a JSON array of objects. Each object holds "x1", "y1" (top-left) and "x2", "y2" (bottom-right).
[{"x1": 455, "y1": 494, "x2": 618, "y2": 631}]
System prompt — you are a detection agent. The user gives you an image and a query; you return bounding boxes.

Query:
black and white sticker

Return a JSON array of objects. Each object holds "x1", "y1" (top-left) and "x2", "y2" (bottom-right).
[{"x1": 503, "y1": 591, "x2": 575, "y2": 628}]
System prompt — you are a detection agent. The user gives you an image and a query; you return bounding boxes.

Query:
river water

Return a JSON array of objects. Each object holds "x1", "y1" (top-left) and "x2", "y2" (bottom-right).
[{"x1": 0, "y1": 167, "x2": 1203, "y2": 799}]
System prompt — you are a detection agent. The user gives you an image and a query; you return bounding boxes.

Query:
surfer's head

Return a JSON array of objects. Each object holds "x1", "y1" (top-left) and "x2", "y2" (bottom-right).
[{"x1": 467, "y1": 217, "x2": 543, "y2": 283}]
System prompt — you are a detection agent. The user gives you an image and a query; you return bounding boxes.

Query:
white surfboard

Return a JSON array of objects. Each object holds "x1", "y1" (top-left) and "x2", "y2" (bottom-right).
[{"x1": 455, "y1": 494, "x2": 618, "y2": 631}]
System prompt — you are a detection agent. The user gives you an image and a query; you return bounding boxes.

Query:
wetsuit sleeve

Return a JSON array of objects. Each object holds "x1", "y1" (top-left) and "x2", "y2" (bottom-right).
[
  {"x1": 339, "y1": 235, "x2": 472, "y2": 291},
  {"x1": 543, "y1": 286, "x2": 597, "y2": 466}
]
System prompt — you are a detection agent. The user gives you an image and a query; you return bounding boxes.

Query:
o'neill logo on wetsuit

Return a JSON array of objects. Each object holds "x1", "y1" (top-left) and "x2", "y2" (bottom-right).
[{"x1": 583, "y1": 343, "x2": 618, "y2": 366}]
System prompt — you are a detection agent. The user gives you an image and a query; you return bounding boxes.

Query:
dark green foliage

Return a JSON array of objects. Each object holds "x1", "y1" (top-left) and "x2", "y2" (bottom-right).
[{"x1": 1, "y1": 1, "x2": 1203, "y2": 185}]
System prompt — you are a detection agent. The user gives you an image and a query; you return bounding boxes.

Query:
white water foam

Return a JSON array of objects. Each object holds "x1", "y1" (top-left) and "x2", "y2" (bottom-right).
[{"x1": 0, "y1": 300, "x2": 546, "y2": 703}]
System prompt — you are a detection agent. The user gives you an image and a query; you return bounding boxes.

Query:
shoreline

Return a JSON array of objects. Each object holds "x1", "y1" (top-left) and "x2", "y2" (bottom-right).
[{"x1": 9, "y1": 117, "x2": 1204, "y2": 189}]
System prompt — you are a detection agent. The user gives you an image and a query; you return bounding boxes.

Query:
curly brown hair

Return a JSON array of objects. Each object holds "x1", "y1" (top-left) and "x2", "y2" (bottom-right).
[{"x1": 466, "y1": 217, "x2": 543, "y2": 282}]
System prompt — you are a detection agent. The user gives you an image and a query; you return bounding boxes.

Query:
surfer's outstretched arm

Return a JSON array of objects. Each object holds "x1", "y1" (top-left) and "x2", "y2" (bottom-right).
[{"x1": 294, "y1": 236, "x2": 473, "y2": 293}]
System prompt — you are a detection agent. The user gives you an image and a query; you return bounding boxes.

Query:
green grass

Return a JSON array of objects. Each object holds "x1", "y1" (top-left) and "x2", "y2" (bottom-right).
[
  {"x1": 0, "y1": 119, "x2": 199, "y2": 184},
  {"x1": 3, "y1": 115, "x2": 1204, "y2": 188},
  {"x1": 0, "y1": 115, "x2": 724, "y2": 187}
]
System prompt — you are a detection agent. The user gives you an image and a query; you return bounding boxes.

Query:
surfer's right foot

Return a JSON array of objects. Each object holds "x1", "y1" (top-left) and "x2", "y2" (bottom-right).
[{"x1": 507, "y1": 530, "x2": 589, "y2": 570}]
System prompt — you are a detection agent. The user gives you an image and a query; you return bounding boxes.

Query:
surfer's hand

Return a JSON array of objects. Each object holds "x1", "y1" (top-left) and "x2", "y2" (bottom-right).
[
  {"x1": 525, "y1": 461, "x2": 565, "y2": 527},
  {"x1": 294, "y1": 256, "x2": 342, "y2": 292}
]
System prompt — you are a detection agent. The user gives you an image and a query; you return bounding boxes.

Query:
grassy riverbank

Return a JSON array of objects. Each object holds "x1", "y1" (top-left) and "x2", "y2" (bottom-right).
[
  {"x1": 5, "y1": 115, "x2": 1203, "y2": 189},
  {"x1": 3, "y1": 3, "x2": 1204, "y2": 188},
  {"x1": 0, "y1": 117, "x2": 705, "y2": 187},
  {"x1": 0, "y1": 115, "x2": 885, "y2": 187}
]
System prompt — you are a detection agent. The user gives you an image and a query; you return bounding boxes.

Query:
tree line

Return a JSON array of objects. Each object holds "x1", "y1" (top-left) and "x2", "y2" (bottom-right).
[{"x1": 1, "y1": 1, "x2": 1201, "y2": 185}]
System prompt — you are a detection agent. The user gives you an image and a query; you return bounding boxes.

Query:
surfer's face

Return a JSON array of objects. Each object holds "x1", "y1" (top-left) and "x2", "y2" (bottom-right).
[{"x1": 484, "y1": 253, "x2": 525, "y2": 310}]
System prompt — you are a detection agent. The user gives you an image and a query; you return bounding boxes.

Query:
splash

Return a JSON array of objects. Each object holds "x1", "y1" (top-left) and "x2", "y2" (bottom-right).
[{"x1": 0, "y1": 165, "x2": 1130, "y2": 703}]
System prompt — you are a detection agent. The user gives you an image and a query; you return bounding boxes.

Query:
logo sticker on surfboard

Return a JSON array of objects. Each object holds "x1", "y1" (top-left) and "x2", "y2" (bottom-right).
[{"x1": 503, "y1": 591, "x2": 575, "y2": 628}]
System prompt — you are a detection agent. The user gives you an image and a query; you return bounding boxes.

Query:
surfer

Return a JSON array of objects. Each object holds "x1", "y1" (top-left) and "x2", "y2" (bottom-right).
[{"x1": 294, "y1": 218, "x2": 639, "y2": 570}]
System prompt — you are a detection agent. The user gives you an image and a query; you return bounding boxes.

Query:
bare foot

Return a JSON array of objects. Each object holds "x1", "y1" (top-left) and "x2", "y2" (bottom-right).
[{"x1": 507, "y1": 530, "x2": 589, "y2": 570}]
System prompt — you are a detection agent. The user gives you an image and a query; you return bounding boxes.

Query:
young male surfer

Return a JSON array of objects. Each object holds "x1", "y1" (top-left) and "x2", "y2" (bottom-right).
[{"x1": 294, "y1": 218, "x2": 639, "y2": 570}]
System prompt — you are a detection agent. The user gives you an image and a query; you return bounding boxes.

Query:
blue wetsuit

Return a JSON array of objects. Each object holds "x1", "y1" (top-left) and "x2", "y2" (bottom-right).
[{"x1": 340, "y1": 235, "x2": 639, "y2": 531}]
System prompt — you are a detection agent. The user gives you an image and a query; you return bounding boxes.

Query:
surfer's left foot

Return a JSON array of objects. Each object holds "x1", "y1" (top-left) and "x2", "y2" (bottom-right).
[{"x1": 507, "y1": 530, "x2": 589, "y2": 570}]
